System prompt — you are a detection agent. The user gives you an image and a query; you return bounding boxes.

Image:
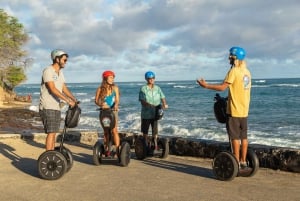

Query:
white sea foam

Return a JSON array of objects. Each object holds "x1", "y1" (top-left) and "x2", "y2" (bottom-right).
[
  {"x1": 75, "y1": 92, "x2": 88, "y2": 96},
  {"x1": 254, "y1": 80, "x2": 266, "y2": 83},
  {"x1": 79, "y1": 116, "x2": 100, "y2": 129},
  {"x1": 29, "y1": 105, "x2": 39, "y2": 112},
  {"x1": 79, "y1": 98, "x2": 92, "y2": 103},
  {"x1": 173, "y1": 85, "x2": 196, "y2": 89},
  {"x1": 274, "y1": 83, "x2": 300, "y2": 87}
]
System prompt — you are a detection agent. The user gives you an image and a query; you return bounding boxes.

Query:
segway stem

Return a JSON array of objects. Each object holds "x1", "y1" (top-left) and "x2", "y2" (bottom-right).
[
  {"x1": 228, "y1": 136, "x2": 233, "y2": 153},
  {"x1": 59, "y1": 126, "x2": 67, "y2": 152}
]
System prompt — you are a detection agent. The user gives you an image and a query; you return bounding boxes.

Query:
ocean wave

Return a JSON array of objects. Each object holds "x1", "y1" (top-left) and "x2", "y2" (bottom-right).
[
  {"x1": 254, "y1": 80, "x2": 266, "y2": 83},
  {"x1": 272, "y1": 83, "x2": 300, "y2": 87},
  {"x1": 74, "y1": 92, "x2": 88, "y2": 96},
  {"x1": 79, "y1": 98, "x2": 93, "y2": 103},
  {"x1": 28, "y1": 105, "x2": 39, "y2": 112},
  {"x1": 252, "y1": 83, "x2": 300, "y2": 88},
  {"x1": 173, "y1": 85, "x2": 196, "y2": 89}
]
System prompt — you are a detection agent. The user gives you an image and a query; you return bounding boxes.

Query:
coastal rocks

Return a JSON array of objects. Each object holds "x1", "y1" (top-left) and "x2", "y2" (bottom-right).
[
  {"x1": 121, "y1": 134, "x2": 300, "y2": 173},
  {"x1": 255, "y1": 148, "x2": 300, "y2": 173},
  {"x1": 166, "y1": 137, "x2": 300, "y2": 173},
  {"x1": 0, "y1": 108, "x2": 44, "y2": 133},
  {"x1": 42, "y1": 131, "x2": 300, "y2": 173}
]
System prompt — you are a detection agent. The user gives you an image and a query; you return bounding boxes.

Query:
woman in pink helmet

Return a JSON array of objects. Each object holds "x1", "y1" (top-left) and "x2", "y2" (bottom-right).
[{"x1": 95, "y1": 70, "x2": 120, "y2": 156}]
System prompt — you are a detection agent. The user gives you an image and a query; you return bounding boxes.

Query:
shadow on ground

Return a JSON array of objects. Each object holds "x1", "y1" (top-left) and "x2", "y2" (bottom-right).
[
  {"x1": 140, "y1": 157, "x2": 214, "y2": 179},
  {"x1": 0, "y1": 142, "x2": 39, "y2": 178}
]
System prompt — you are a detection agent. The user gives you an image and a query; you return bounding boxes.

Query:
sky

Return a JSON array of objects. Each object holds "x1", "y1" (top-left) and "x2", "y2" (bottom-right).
[{"x1": 1, "y1": 0, "x2": 300, "y2": 83}]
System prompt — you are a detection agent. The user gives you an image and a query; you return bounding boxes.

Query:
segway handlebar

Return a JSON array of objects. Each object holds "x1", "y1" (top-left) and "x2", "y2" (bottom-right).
[{"x1": 96, "y1": 108, "x2": 117, "y2": 111}]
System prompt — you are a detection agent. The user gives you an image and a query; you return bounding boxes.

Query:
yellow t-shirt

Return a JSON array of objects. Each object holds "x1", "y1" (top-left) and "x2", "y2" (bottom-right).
[{"x1": 224, "y1": 63, "x2": 251, "y2": 117}]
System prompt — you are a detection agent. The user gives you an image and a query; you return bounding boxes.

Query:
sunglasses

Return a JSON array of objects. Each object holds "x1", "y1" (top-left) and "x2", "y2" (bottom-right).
[{"x1": 229, "y1": 54, "x2": 236, "y2": 59}]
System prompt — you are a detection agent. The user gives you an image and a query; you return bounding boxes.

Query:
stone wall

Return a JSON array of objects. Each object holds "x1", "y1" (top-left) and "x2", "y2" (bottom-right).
[
  {"x1": 11, "y1": 130, "x2": 299, "y2": 174},
  {"x1": 165, "y1": 137, "x2": 300, "y2": 173},
  {"x1": 54, "y1": 131, "x2": 300, "y2": 174}
]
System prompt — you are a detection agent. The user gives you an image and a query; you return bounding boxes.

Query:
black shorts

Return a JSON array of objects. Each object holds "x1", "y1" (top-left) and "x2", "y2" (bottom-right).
[
  {"x1": 39, "y1": 109, "x2": 61, "y2": 133},
  {"x1": 226, "y1": 116, "x2": 248, "y2": 140},
  {"x1": 141, "y1": 119, "x2": 158, "y2": 136}
]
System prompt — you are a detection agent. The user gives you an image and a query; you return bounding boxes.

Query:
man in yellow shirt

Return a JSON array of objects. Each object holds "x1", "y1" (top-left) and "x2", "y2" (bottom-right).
[{"x1": 197, "y1": 47, "x2": 251, "y2": 169}]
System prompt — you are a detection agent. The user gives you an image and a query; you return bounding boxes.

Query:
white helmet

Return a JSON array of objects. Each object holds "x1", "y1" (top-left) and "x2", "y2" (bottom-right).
[{"x1": 51, "y1": 49, "x2": 68, "y2": 60}]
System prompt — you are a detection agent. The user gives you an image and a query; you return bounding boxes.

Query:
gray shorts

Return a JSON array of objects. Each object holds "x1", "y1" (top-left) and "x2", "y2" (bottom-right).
[
  {"x1": 39, "y1": 109, "x2": 61, "y2": 133},
  {"x1": 226, "y1": 116, "x2": 248, "y2": 140}
]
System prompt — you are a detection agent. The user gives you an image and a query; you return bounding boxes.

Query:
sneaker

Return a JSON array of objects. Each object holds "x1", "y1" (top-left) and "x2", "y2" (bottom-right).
[
  {"x1": 239, "y1": 161, "x2": 248, "y2": 169},
  {"x1": 105, "y1": 150, "x2": 111, "y2": 157},
  {"x1": 153, "y1": 146, "x2": 160, "y2": 155}
]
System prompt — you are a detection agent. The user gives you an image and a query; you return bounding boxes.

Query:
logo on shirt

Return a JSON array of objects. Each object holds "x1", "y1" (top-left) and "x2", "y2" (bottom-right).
[
  {"x1": 52, "y1": 75, "x2": 58, "y2": 81},
  {"x1": 243, "y1": 75, "x2": 250, "y2": 89}
]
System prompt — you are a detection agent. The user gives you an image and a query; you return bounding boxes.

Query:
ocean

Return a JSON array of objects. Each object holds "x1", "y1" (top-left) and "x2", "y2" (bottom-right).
[{"x1": 15, "y1": 78, "x2": 300, "y2": 149}]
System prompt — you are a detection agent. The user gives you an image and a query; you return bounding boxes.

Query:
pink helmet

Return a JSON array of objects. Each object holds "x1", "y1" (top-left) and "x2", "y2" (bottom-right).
[{"x1": 102, "y1": 70, "x2": 115, "y2": 79}]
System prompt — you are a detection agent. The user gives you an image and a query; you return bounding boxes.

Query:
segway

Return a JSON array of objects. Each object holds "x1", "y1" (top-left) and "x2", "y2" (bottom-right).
[
  {"x1": 135, "y1": 104, "x2": 169, "y2": 160},
  {"x1": 212, "y1": 94, "x2": 259, "y2": 181},
  {"x1": 135, "y1": 136, "x2": 169, "y2": 160},
  {"x1": 37, "y1": 103, "x2": 81, "y2": 180},
  {"x1": 93, "y1": 108, "x2": 131, "y2": 167}
]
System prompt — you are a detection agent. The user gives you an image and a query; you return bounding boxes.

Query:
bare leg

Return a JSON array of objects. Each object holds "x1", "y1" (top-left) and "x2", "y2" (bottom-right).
[
  {"x1": 112, "y1": 127, "x2": 120, "y2": 147},
  {"x1": 231, "y1": 139, "x2": 240, "y2": 162},
  {"x1": 103, "y1": 131, "x2": 109, "y2": 150},
  {"x1": 46, "y1": 133, "x2": 56, "y2": 151},
  {"x1": 153, "y1": 134, "x2": 158, "y2": 149},
  {"x1": 240, "y1": 139, "x2": 248, "y2": 162},
  {"x1": 143, "y1": 133, "x2": 148, "y2": 145}
]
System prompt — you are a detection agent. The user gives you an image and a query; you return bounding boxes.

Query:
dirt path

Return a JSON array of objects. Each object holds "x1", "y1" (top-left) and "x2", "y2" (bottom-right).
[{"x1": 1, "y1": 138, "x2": 299, "y2": 201}]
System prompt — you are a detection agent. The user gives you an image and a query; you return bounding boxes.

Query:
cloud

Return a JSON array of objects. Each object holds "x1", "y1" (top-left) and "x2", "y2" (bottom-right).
[{"x1": 1, "y1": 0, "x2": 300, "y2": 83}]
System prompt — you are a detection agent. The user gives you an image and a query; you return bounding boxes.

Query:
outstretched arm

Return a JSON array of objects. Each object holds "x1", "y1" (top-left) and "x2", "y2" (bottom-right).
[{"x1": 197, "y1": 78, "x2": 229, "y2": 91}]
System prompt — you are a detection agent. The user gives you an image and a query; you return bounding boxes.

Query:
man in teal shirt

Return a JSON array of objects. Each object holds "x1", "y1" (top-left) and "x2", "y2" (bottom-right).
[{"x1": 139, "y1": 71, "x2": 168, "y2": 152}]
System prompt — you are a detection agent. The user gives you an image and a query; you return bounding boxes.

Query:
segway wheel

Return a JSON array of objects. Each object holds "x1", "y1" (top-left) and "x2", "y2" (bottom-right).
[
  {"x1": 238, "y1": 149, "x2": 260, "y2": 177},
  {"x1": 38, "y1": 151, "x2": 67, "y2": 180},
  {"x1": 93, "y1": 141, "x2": 104, "y2": 166},
  {"x1": 158, "y1": 138, "x2": 169, "y2": 159},
  {"x1": 119, "y1": 142, "x2": 131, "y2": 167},
  {"x1": 135, "y1": 137, "x2": 147, "y2": 160},
  {"x1": 212, "y1": 151, "x2": 239, "y2": 181},
  {"x1": 55, "y1": 146, "x2": 73, "y2": 172}
]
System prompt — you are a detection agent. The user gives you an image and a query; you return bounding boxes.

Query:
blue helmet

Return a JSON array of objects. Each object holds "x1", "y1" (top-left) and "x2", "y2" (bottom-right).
[
  {"x1": 145, "y1": 71, "x2": 155, "y2": 79},
  {"x1": 229, "y1": 46, "x2": 246, "y2": 60}
]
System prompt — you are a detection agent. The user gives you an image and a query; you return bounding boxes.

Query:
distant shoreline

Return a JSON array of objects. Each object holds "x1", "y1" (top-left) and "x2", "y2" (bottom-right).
[{"x1": 15, "y1": 77, "x2": 300, "y2": 85}]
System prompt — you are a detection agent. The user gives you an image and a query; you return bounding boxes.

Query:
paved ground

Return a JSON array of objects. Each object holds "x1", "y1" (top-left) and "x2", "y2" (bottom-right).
[{"x1": 1, "y1": 138, "x2": 300, "y2": 201}]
